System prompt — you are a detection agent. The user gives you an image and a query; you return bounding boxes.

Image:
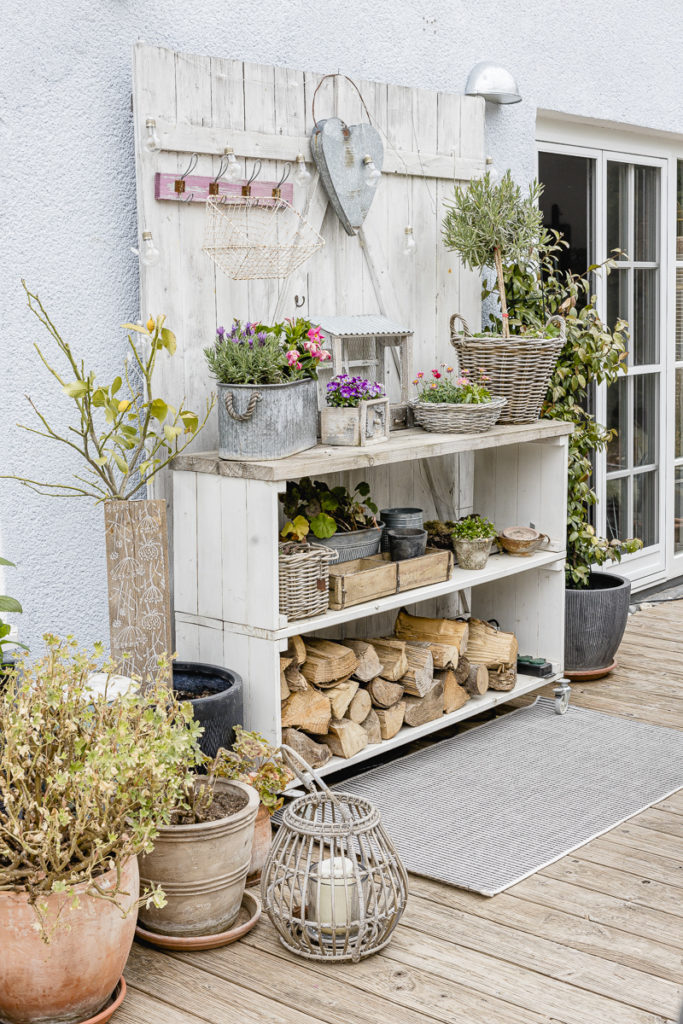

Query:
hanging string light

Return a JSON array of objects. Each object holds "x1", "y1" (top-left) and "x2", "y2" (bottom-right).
[
  {"x1": 294, "y1": 153, "x2": 312, "y2": 186},
  {"x1": 131, "y1": 231, "x2": 160, "y2": 267},
  {"x1": 402, "y1": 225, "x2": 416, "y2": 258},
  {"x1": 362, "y1": 154, "x2": 381, "y2": 187},
  {"x1": 143, "y1": 118, "x2": 161, "y2": 153}
]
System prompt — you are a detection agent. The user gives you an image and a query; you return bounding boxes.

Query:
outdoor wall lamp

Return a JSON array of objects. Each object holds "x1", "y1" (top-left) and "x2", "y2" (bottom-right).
[{"x1": 465, "y1": 62, "x2": 522, "y2": 104}]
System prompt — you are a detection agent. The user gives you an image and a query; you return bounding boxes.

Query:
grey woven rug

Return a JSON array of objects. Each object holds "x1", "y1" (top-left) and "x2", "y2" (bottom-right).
[{"x1": 332, "y1": 697, "x2": 683, "y2": 895}]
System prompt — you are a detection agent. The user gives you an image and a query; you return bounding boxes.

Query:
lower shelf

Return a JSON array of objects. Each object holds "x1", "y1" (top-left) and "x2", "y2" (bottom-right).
[{"x1": 292, "y1": 672, "x2": 561, "y2": 783}]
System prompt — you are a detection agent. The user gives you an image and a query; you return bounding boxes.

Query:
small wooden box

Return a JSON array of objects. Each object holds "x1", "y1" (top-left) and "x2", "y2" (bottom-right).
[
  {"x1": 328, "y1": 548, "x2": 453, "y2": 610},
  {"x1": 320, "y1": 398, "x2": 390, "y2": 446}
]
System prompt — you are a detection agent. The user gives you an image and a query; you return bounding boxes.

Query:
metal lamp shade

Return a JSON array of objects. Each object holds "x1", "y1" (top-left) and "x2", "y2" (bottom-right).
[{"x1": 465, "y1": 62, "x2": 522, "y2": 104}]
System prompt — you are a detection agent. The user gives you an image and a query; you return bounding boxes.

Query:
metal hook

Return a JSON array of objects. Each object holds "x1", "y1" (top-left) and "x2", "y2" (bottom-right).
[
  {"x1": 182, "y1": 192, "x2": 195, "y2": 203},
  {"x1": 241, "y1": 160, "x2": 262, "y2": 198},
  {"x1": 272, "y1": 162, "x2": 292, "y2": 199},
  {"x1": 294, "y1": 294, "x2": 306, "y2": 308},
  {"x1": 174, "y1": 153, "x2": 199, "y2": 194},
  {"x1": 208, "y1": 153, "x2": 232, "y2": 195}
]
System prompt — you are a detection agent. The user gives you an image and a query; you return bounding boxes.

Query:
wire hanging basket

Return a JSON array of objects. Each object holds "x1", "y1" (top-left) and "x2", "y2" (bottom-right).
[
  {"x1": 202, "y1": 194, "x2": 324, "y2": 281},
  {"x1": 262, "y1": 746, "x2": 408, "y2": 962}
]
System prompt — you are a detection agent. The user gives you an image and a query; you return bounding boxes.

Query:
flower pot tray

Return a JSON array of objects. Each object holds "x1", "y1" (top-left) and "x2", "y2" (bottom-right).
[
  {"x1": 134, "y1": 890, "x2": 261, "y2": 951},
  {"x1": 328, "y1": 548, "x2": 453, "y2": 611}
]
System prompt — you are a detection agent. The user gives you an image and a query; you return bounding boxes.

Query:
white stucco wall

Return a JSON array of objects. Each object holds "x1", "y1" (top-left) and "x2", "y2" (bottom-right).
[{"x1": 2, "y1": 0, "x2": 681, "y2": 652}]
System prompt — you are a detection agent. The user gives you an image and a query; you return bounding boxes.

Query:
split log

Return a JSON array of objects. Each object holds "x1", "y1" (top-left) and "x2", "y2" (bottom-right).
[
  {"x1": 281, "y1": 689, "x2": 331, "y2": 735},
  {"x1": 462, "y1": 663, "x2": 489, "y2": 696},
  {"x1": 399, "y1": 642, "x2": 434, "y2": 697},
  {"x1": 366, "y1": 677, "x2": 405, "y2": 709},
  {"x1": 360, "y1": 708, "x2": 382, "y2": 744},
  {"x1": 281, "y1": 728, "x2": 332, "y2": 769},
  {"x1": 313, "y1": 671, "x2": 355, "y2": 690},
  {"x1": 466, "y1": 619, "x2": 518, "y2": 667},
  {"x1": 344, "y1": 639, "x2": 382, "y2": 682},
  {"x1": 325, "y1": 678, "x2": 359, "y2": 719},
  {"x1": 427, "y1": 642, "x2": 459, "y2": 671},
  {"x1": 453, "y1": 656, "x2": 470, "y2": 686},
  {"x1": 326, "y1": 718, "x2": 368, "y2": 759},
  {"x1": 287, "y1": 635, "x2": 307, "y2": 666},
  {"x1": 301, "y1": 639, "x2": 358, "y2": 685},
  {"x1": 284, "y1": 662, "x2": 309, "y2": 693},
  {"x1": 403, "y1": 676, "x2": 444, "y2": 727},
  {"x1": 488, "y1": 664, "x2": 517, "y2": 692},
  {"x1": 365, "y1": 638, "x2": 408, "y2": 681},
  {"x1": 394, "y1": 610, "x2": 469, "y2": 654},
  {"x1": 376, "y1": 701, "x2": 406, "y2": 740},
  {"x1": 280, "y1": 655, "x2": 292, "y2": 702},
  {"x1": 346, "y1": 688, "x2": 372, "y2": 724},
  {"x1": 439, "y1": 668, "x2": 471, "y2": 714}
]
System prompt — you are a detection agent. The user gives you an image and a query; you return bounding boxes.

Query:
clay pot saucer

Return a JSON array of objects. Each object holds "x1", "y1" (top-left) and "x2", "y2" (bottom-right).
[
  {"x1": 565, "y1": 660, "x2": 617, "y2": 682},
  {"x1": 498, "y1": 526, "x2": 550, "y2": 557},
  {"x1": 79, "y1": 978, "x2": 126, "y2": 1024},
  {"x1": 134, "y1": 890, "x2": 261, "y2": 951}
]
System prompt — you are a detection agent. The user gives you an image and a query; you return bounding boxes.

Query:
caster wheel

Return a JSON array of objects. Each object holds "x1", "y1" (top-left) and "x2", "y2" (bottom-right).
[{"x1": 553, "y1": 682, "x2": 571, "y2": 715}]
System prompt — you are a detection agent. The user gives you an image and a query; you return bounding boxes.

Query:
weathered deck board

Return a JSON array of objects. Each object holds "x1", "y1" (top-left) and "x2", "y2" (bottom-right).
[{"x1": 122, "y1": 601, "x2": 683, "y2": 1024}]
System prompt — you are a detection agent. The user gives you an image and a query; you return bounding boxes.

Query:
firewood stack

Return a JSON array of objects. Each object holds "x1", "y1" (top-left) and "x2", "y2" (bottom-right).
[{"x1": 279, "y1": 612, "x2": 519, "y2": 760}]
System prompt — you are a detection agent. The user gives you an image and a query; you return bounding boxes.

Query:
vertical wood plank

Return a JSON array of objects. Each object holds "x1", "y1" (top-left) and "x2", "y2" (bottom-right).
[
  {"x1": 196, "y1": 473, "x2": 223, "y2": 620},
  {"x1": 220, "y1": 476, "x2": 249, "y2": 625},
  {"x1": 172, "y1": 471, "x2": 198, "y2": 615}
]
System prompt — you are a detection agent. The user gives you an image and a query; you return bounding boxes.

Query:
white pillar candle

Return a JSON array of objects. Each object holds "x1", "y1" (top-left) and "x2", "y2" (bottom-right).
[{"x1": 308, "y1": 856, "x2": 361, "y2": 936}]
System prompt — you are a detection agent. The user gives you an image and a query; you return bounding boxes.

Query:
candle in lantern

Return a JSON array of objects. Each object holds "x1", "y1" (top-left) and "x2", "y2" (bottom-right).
[{"x1": 307, "y1": 856, "x2": 363, "y2": 938}]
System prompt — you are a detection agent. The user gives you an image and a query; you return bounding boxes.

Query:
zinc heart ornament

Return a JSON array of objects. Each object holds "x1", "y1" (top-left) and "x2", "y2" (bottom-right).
[{"x1": 311, "y1": 117, "x2": 384, "y2": 236}]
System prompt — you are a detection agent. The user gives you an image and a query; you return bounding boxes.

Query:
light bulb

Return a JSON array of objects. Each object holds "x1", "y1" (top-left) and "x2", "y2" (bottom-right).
[
  {"x1": 402, "y1": 225, "x2": 416, "y2": 258},
  {"x1": 143, "y1": 118, "x2": 161, "y2": 153},
  {"x1": 133, "y1": 231, "x2": 160, "y2": 267},
  {"x1": 362, "y1": 155, "x2": 381, "y2": 187},
  {"x1": 294, "y1": 153, "x2": 312, "y2": 186},
  {"x1": 485, "y1": 157, "x2": 499, "y2": 183},
  {"x1": 224, "y1": 147, "x2": 242, "y2": 183}
]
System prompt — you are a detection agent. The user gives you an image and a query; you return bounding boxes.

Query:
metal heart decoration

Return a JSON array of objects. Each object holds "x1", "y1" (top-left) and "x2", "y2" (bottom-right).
[{"x1": 311, "y1": 117, "x2": 384, "y2": 236}]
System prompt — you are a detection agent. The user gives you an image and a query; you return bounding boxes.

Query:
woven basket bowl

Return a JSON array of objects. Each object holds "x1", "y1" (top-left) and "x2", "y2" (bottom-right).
[
  {"x1": 411, "y1": 396, "x2": 506, "y2": 434},
  {"x1": 278, "y1": 543, "x2": 337, "y2": 621},
  {"x1": 450, "y1": 313, "x2": 566, "y2": 424}
]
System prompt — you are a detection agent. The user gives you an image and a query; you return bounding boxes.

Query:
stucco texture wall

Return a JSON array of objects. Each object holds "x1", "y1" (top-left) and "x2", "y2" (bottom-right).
[{"x1": 1, "y1": 0, "x2": 680, "y2": 653}]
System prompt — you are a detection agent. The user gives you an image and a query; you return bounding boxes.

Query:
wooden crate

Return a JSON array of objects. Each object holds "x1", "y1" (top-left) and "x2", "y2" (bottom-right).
[{"x1": 328, "y1": 549, "x2": 454, "y2": 611}]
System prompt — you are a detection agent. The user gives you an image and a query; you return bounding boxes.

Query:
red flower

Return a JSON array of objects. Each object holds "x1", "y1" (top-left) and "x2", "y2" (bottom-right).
[{"x1": 432, "y1": 370, "x2": 441, "y2": 379}]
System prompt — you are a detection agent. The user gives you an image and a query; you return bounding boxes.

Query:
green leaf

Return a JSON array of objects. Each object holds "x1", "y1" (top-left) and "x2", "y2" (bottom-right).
[
  {"x1": 112, "y1": 453, "x2": 129, "y2": 475},
  {"x1": 121, "y1": 322, "x2": 149, "y2": 333},
  {"x1": 163, "y1": 424, "x2": 181, "y2": 443},
  {"x1": 111, "y1": 376, "x2": 122, "y2": 396},
  {"x1": 92, "y1": 388, "x2": 106, "y2": 407},
  {"x1": 63, "y1": 380, "x2": 89, "y2": 398},
  {"x1": 0, "y1": 557, "x2": 16, "y2": 568},
  {"x1": 93, "y1": 456, "x2": 108, "y2": 467},
  {"x1": 149, "y1": 398, "x2": 168, "y2": 422},
  {"x1": 310, "y1": 512, "x2": 336, "y2": 539},
  {"x1": 0, "y1": 596, "x2": 22, "y2": 614},
  {"x1": 179, "y1": 410, "x2": 198, "y2": 434},
  {"x1": 160, "y1": 328, "x2": 177, "y2": 355}
]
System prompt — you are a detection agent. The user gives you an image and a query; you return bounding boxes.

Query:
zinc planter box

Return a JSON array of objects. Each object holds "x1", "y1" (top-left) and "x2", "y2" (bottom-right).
[
  {"x1": 320, "y1": 398, "x2": 389, "y2": 446},
  {"x1": 217, "y1": 378, "x2": 317, "y2": 461}
]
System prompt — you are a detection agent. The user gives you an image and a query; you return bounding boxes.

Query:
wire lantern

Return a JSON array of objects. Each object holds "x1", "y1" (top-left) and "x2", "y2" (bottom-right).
[
  {"x1": 261, "y1": 746, "x2": 408, "y2": 962},
  {"x1": 202, "y1": 194, "x2": 324, "y2": 281}
]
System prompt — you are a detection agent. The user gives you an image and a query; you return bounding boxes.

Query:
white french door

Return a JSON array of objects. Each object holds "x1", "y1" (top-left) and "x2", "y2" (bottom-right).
[{"x1": 539, "y1": 143, "x2": 668, "y2": 585}]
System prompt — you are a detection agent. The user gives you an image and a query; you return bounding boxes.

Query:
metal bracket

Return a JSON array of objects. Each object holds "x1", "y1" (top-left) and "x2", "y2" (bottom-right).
[{"x1": 553, "y1": 678, "x2": 571, "y2": 715}]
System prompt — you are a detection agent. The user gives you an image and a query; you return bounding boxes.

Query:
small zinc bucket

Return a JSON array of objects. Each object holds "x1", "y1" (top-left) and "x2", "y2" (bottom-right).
[{"x1": 217, "y1": 378, "x2": 318, "y2": 461}]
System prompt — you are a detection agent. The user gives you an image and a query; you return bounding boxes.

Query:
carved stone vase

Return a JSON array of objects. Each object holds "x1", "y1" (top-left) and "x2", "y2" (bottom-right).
[{"x1": 103, "y1": 499, "x2": 172, "y2": 681}]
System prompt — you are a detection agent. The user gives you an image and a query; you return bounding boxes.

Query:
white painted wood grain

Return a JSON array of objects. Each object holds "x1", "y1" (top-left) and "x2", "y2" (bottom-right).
[{"x1": 172, "y1": 471, "x2": 197, "y2": 614}]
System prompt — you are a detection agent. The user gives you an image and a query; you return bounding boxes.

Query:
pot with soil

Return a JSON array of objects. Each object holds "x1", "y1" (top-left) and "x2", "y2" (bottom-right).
[
  {"x1": 173, "y1": 662, "x2": 243, "y2": 758},
  {"x1": 138, "y1": 778, "x2": 259, "y2": 938},
  {"x1": 565, "y1": 571, "x2": 631, "y2": 679}
]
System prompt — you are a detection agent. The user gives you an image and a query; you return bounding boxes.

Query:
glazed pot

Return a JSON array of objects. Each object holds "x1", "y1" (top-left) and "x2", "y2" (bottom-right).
[
  {"x1": 173, "y1": 661, "x2": 243, "y2": 759},
  {"x1": 0, "y1": 857, "x2": 139, "y2": 1024},
  {"x1": 565, "y1": 571, "x2": 631, "y2": 679},
  {"x1": 453, "y1": 537, "x2": 493, "y2": 571},
  {"x1": 138, "y1": 778, "x2": 258, "y2": 937},
  {"x1": 247, "y1": 804, "x2": 273, "y2": 883},
  {"x1": 387, "y1": 528, "x2": 428, "y2": 562}
]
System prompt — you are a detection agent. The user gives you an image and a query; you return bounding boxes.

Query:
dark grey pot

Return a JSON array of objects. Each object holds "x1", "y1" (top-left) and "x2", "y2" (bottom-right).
[
  {"x1": 173, "y1": 661, "x2": 243, "y2": 758},
  {"x1": 564, "y1": 572, "x2": 631, "y2": 673},
  {"x1": 387, "y1": 528, "x2": 428, "y2": 561}
]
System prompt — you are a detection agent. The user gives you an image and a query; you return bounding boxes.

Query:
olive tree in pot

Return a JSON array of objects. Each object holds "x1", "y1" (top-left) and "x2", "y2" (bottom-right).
[
  {"x1": 488, "y1": 232, "x2": 642, "y2": 678},
  {"x1": 3, "y1": 285, "x2": 213, "y2": 681},
  {"x1": 0, "y1": 637, "x2": 201, "y2": 1024}
]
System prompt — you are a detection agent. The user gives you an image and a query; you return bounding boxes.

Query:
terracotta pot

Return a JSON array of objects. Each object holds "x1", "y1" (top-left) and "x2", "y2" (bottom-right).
[
  {"x1": 138, "y1": 778, "x2": 258, "y2": 938},
  {"x1": 0, "y1": 857, "x2": 139, "y2": 1024},
  {"x1": 247, "y1": 804, "x2": 273, "y2": 882}
]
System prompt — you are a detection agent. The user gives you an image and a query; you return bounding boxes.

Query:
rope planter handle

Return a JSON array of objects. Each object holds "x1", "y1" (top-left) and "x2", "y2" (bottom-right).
[{"x1": 224, "y1": 390, "x2": 261, "y2": 422}]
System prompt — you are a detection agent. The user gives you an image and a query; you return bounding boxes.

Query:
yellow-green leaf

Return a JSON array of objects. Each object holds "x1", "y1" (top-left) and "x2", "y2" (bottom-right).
[
  {"x1": 112, "y1": 453, "x2": 129, "y2": 475},
  {"x1": 63, "y1": 380, "x2": 89, "y2": 398},
  {"x1": 149, "y1": 398, "x2": 168, "y2": 422},
  {"x1": 163, "y1": 424, "x2": 181, "y2": 443},
  {"x1": 94, "y1": 456, "x2": 108, "y2": 467},
  {"x1": 160, "y1": 328, "x2": 177, "y2": 355},
  {"x1": 111, "y1": 376, "x2": 122, "y2": 395},
  {"x1": 92, "y1": 388, "x2": 106, "y2": 407},
  {"x1": 121, "y1": 323, "x2": 149, "y2": 334}
]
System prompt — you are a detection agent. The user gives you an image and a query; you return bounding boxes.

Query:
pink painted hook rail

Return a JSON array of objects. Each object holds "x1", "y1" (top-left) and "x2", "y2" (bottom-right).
[{"x1": 154, "y1": 173, "x2": 295, "y2": 204}]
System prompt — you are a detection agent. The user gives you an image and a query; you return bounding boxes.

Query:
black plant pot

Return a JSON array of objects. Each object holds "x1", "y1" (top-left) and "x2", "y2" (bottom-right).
[
  {"x1": 564, "y1": 572, "x2": 631, "y2": 679},
  {"x1": 173, "y1": 661, "x2": 243, "y2": 758}
]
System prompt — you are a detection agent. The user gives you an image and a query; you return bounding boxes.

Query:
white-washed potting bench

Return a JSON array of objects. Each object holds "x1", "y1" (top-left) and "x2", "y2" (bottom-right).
[{"x1": 172, "y1": 418, "x2": 572, "y2": 775}]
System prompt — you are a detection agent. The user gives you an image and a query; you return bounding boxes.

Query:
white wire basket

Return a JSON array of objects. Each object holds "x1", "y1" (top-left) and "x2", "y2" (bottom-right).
[{"x1": 202, "y1": 195, "x2": 324, "y2": 280}]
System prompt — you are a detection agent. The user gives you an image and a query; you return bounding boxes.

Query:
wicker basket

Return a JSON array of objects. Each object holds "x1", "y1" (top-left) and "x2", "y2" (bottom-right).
[
  {"x1": 450, "y1": 314, "x2": 566, "y2": 424},
  {"x1": 279, "y1": 543, "x2": 338, "y2": 621},
  {"x1": 411, "y1": 396, "x2": 506, "y2": 434}
]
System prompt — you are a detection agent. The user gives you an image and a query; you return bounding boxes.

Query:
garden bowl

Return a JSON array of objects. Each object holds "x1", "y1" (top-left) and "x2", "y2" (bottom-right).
[{"x1": 498, "y1": 526, "x2": 550, "y2": 557}]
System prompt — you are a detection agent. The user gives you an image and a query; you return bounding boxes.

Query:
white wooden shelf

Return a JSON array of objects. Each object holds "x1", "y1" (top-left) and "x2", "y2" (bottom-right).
[{"x1": 304, "y1": 672, "x2": 560, "y2": 782}]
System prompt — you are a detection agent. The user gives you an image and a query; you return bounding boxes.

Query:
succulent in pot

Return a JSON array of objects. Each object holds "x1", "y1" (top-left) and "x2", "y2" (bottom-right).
[
  {"x1": 280, "y1": 477, "x2": 382, "y2": 563},
  {"x1": 205, "y1": 318, "x2": 331, "y2": 462},
  {"x1": 411, "y1": 366, "x2": 506, "y2": 434},
  {"x1": 0, "y1": 636, "x2": 202, "y2": 1024},
  {"x1": 451, "y1": 515, "x2": 498, "y2": 570},
  {"x1": 320, "y1": 374, "x2": 389, "y2": 446}
]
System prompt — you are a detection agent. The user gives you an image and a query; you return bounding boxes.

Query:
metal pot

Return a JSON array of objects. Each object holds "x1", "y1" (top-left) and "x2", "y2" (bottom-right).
[
  {"x1": 379, "y1": 507, "x2": 424, "y2": 551},
  {"x1": 565, "y1": 572, "x2": 631, "y2": 677},
  {"x1": 317, "y1": 523, "x2": 384, "y2": 564},
  {"x1": 217, "y1": 378, "x2": 318, "y2": 461}
]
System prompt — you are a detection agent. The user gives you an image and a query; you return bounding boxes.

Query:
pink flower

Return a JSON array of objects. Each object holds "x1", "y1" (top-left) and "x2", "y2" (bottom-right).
[
  {"x1": 303, "y1": 339, "x2": 313, "y2": 352},
  {"x1": 430, "y1": 382, "x2": 437, "y2": 389},
  {"x1": 307, "y1": 327, "x2": 323, "y2": 343},
  {"x1": 416, "y1": 371, "x2": 424, "y2": 379},
  {"x1": 286, "y1": 349, "x2": 300, "y2": 365},
  {"x1": 432, "y1": 370, "x2": 441, "y2": 380},
  {"x1": 309, "y1": 343, "x2": 322, "y2": 359},
  {"x1": 321, "y1": 350, "x2": 332, "y2": 361},
  {"x1": 457, "y1": 377, "x2": 468, "y2": 386},
  {"x1": 446, "y1": 366, "x2": 454, "y2": 373},
  {"x1": 296, "y1": 361, "x2": 302, "y2": 370}
]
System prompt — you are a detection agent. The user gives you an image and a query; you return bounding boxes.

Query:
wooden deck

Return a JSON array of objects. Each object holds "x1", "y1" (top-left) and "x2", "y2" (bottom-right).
[{"x1": 120, "y1": 600, "x2": 683, "y2": 1024}]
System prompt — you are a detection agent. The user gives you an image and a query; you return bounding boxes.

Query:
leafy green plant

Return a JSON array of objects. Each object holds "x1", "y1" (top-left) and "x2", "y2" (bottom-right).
[
  {"x1": 0, "y1": 557, "x2": 28, "y2": 664},
  {"x1": 4, "y1": 284, "x2": 213, "y2": 501},
  {"x1": 451, "y1": 515, "x2": 497, "y2": 540},
  {"x1": 205, "y1": 319, "x2": 331, "y2": 386},
  {"x1": 442, "y1": 170, "x2": 545, "y2": 338},
  {"x1": 213, "y1": 727, "x2": 294, "y2": 814},
  {"x1": 281, "y1": 477, "x2": 378, "y2": 540},
  {"x1": 414, "y1": 366, "x2": 491, "y2": 404},
  {"x1": 483, "y1": 230, "x2": 642, "y2": 587},
  {"x1": 0, "y1": 636, "x2": 204, "y2": 940}
]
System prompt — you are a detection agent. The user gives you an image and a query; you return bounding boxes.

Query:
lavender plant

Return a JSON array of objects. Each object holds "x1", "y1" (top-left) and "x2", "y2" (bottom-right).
[
  {"x1": 204, "y1": 319, "x2": 331, "y2": 386},
  {"x1": 326, "y1": 375, "x2": 385, "y2": 407}
]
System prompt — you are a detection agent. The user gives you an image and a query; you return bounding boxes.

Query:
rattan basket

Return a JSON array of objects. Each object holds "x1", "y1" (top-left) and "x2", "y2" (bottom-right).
[
  {"x1": 450, "y1": 314, "x2": 566, "y2": 424},
  {"x1": 411, "y1": 395, "x2": 506, "y2": 434},
  {"x1": 279, "y1": 542, "x2": 338, "y2": 621}
]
